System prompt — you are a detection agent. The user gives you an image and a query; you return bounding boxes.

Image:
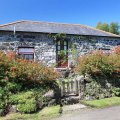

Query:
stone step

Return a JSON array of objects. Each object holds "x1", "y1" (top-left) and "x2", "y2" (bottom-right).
[{"x1": 61, "y1": 95, "x2": 80, "y2": 105}]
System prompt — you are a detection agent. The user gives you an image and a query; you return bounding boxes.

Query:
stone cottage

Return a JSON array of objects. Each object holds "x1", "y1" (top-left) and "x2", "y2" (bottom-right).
[{"x1": 0, "y1": 20, "x2": 120, "y2": 68}]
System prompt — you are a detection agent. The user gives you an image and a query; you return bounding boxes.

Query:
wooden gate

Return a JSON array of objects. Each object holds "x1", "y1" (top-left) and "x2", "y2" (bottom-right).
[{"x1": 59, "y1": 77, "x2": 85, "y2": 97}]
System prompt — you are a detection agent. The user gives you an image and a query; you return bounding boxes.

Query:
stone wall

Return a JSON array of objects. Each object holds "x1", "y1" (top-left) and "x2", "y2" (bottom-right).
[
  {"x1": 0, "y1": 31, "x2": 56, "y2": 66},
  {"x1": 68, "y1": 35, "x2": 120, "y2": 65},
  {"x1": 0, "y1": 31, "x2": 120, "y2": 67}
]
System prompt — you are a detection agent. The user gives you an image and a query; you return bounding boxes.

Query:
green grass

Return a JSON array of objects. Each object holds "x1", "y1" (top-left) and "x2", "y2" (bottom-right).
[
  {"x1": 0, "y1": 105, "x2": 60, "y2": 120},
  {"x1": 83, "y1": 97, "x2": 120, "y2": 108},
  {"x1": 39, "y1": 105, "x2": 61, "y2": 119}
]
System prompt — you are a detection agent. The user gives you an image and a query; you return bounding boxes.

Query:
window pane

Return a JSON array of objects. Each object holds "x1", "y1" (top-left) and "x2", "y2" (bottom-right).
[
  {"x1": 29, "y1": 55, "x2": 34, "y2": 60},
  {"x1": 64, "y1": 41, "x2": 67, "y2": 45},
  {"x1": 25, "y1": 55, "x2": 29, "y2": 60},
  {"x1": 58, "y1": 51, "x2": 60, "y2": 54},
  {"x1": 64, "y1": 46, "x2": 67, "y2": 50},
  {"x1": 58, "y1": 41, "x2": 60, "y2": 45},
  {"x1": 58, "y1": 46, "x2": 60, "y2": 50}
]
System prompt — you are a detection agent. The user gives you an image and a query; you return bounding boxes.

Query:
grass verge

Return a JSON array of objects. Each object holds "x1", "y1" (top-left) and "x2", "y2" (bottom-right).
[
  {"x1": 0, "y1": 105, "x2": 60, "y2": 120},
  {"x1": 83, "y1": 97, "x2": 120, "y2": 108}
]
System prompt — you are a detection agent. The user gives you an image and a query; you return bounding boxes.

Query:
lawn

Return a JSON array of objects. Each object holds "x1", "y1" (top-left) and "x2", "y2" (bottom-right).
[
  {"x1": 83, "y1": 97, "x2": 120, "y2": 108},
  {"x1": 0, "y1": 105, "x2": 61, "y2": 120}
]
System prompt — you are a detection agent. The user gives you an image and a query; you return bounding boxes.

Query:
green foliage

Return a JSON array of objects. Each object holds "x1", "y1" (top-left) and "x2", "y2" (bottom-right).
[
  {"x1": 0, "y1": 86, "x2": 10, "y2": 116},
  {"x1": 53, "y1": 33, "x2": 67, "y2": 41},
  {"x1": 0, "y1": 105, "x2": 61, "y2": 120},
  {"x1": 96, "y1": 22, "x2": 102, "y2": 29},
  {"x1": 10, "y1": 86, "x2": 52, "y2": 114},
  {"x1": 113, "y1": 88, "x2": 120, "y2": 96},
  {"x1": 71, "y1": 43, "x2": 78, "y2": 62},
  {"x1": 85, "y1": 81, "x2": 113, "y2": 100},
  {"x1": 0, "y1": 51, "x2": 59, "y2": 86},
  {"x1": 0, "y1": 51, "x2": 59, "y2": 116},
  {"x1": 76, "y1": 50, "x2": 120, "y2": 76},
  {"x1": 10, "y1": 91, "x2": 37, "y2": 113},
  {"x1": 96, "y1": 22, "x2": 109, "y2": 32},
  {"x1": 109, "y1": 22, "x2": 119, "y2": 35},
  {"x1": 96, "y1": 22, "x2": 120, "y2": 35}
]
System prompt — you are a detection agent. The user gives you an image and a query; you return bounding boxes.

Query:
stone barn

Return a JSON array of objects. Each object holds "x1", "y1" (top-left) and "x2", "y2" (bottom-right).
[{"x1": 0, "y1": 20, "x2": 120, "y2": 68}]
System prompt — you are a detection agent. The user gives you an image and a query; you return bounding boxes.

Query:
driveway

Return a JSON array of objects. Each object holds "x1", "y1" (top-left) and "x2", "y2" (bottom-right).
[{"x1": 54, "y1": 106, "x2": 120, "y2": 120}]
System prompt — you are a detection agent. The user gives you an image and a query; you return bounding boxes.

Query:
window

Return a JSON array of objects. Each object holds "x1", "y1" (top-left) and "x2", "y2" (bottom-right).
[{"x1": 18, "y1": 47, "x2": 34, "y2": 60}]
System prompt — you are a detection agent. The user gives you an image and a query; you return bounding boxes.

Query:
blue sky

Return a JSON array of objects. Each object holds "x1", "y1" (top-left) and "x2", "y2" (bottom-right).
[{"x1": 0, "y1": 0, "x2": 120, "y2": 27}]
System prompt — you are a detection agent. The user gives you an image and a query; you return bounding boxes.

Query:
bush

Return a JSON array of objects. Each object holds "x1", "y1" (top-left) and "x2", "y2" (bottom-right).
[
  {"x1": 113, "y1": 88, "x2": 120, "y2": 96},
  {"x1": 76, "y1": 50, "x2": 120, "y2": 76},
  {"x1": 0, "y1": 51, "x2": 59, "y2": 86},
  {"x1": 85, "y1": 81, "x2": 113, "y2": 100},
  {"x1": 10, "y1": 87, "x2": 53, "y2": 113},
  {"x1": 0, "y1": 87, "x2": 10, "y2": 116},
  {"x1": 114, "y1": 45, "x2": 120, "y2": 55},
  {"x1": 0, "y1": 51, "x2": 59, "y2": 115},
  {"x1": 10, "y1": 91, "x2": 37, "y2": 113}
]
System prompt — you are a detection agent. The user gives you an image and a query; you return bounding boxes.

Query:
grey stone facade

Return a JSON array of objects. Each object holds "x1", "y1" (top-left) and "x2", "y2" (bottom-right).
[
  {"x1": 68, "y1": 35, "x2": 120, "y2": 65},
  {"x1": 0, "y1": 31, "x2": 120, "y2": 67},
  {"x1": 0, "y1": 32, "x2": 56, "y2": 66}
]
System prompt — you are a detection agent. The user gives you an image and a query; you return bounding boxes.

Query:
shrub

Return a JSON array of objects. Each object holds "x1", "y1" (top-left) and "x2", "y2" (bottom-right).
[
  {"x1": 17, "y1": 100, "x2": 37, "y2": 113},
  {"x1": 0, "y1": 51, "x2": 59, "y2": 86},
  {"x1": 0, "y1": 51, "x2": 59, "y2": 115},
  {"x1": 0, "y1": 51, "x2": 59, "y2": 92},
  {"x1": 10, "y1": 91, "x2": 37, "y2": 113},
  {"x1": 85, "y1": 81, "x2": 113, "y2": 100},
  {"x1": 75, "y1": 50, "x2": 120, "y2": 76},
  {"x1": 113, "y1": 88, "x2": 120, "y2": 97},
  {"x1": 114, "y1": 45, "x2": 120, "y2": 55},
  {"x1": 10, "y1": 87, "x2": 52, "y2": 113},
  {"x1": 0, "y1": 87, "x2": 10, "y2": 116}
]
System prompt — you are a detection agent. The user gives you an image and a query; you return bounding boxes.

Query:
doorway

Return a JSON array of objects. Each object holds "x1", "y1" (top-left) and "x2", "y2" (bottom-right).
[{"x1": 56, "y1": 40, "x2": 68, "y2": 68}]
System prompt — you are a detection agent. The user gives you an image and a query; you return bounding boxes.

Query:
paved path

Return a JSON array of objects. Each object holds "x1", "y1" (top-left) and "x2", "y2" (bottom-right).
[
  {"x1": 54, "y1": 106, "x2": 120, "y2": 120},
  {"x1": 63, "y1": 104, "x2": 86, "y2": 113}
]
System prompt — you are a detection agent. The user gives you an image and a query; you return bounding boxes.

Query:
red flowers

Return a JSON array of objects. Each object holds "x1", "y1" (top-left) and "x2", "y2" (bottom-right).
[
  {"x1": 0, "y1": 51, "x2": 59, "y2": 84},
  {"x1": 76, "y1": 50, "x2": 120, "y2": 76},
  {"x1": 7, "y1": 51, "x2": 16, "y2": 60},
  {"x1": 114, "y1": 46, "x2": 120, "y2": 55}
]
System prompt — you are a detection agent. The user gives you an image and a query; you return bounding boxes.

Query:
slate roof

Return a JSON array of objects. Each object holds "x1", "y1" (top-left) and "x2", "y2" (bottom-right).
[{"x1": 0, "y1": 20, "x2": 120, "y2": 38}]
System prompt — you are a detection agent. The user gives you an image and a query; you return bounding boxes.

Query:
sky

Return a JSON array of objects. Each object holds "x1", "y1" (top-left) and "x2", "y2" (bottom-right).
[{"x1": 0, "y1": 0, "x2": 120, "y2": 27}]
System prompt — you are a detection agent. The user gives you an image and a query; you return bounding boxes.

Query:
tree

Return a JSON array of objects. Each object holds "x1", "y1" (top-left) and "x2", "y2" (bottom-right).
[
  {"x1": 96, "y1": 22, "x2": 102, "y2": 30},
  {"x1": 96, "y1": 22, "x2": 120, "y2": 35},
  {"x1": 109, "y1": 22, "x2": 119, "y2": 35},
  {"x1": 96, "y1": 22, "x2": 109, "y2": 32},
  {"x1": 102, "y1": 23, "x2": 109, "y2": 32}
]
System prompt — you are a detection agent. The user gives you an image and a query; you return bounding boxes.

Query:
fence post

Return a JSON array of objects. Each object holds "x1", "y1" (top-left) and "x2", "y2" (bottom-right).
[
  {"x1": 60, "y1": 78, "x2": 64, "y2": 97},
  {"x1": 74, "y1": 77, "x2": 78, "y2": 95}
]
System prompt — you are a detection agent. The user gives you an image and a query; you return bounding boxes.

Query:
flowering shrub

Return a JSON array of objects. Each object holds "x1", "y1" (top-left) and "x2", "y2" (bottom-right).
[
  {"x1": 0, "y1": 51, "x2": 60, "y2": 115},
  {"x1": 75, "y1": 50, "x2": 120, "y2": 76},
  {"x1": 114, "y1": 45, "x2": 120, "y2": 55},
  {"x1": 0, "y1": 51, "x2": 59, "y2": 85}
]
